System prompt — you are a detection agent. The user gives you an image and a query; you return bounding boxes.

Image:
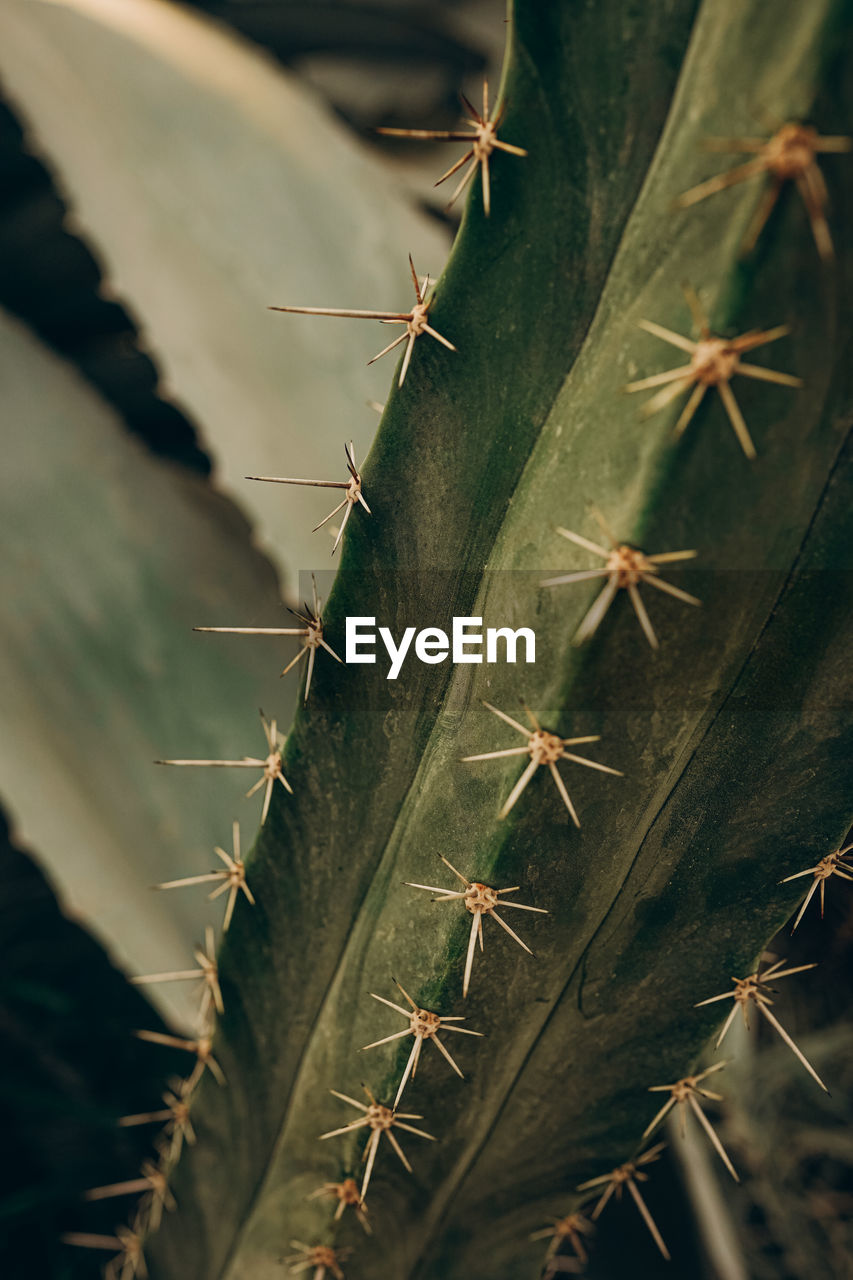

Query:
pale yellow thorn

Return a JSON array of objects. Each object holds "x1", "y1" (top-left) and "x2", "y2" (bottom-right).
[
  {"x1": 465, "y1": 699, "x2": 621, "y2": 820},
  {"x1": 318, "y1": 1087, "x2": 435, "y2": 1203},
  {"x1": 377, "y1": 79, "x2": 526, "y2": 216},
  {"x1": 577, "y1": 1144, "x2": 669, "y2": 1260},
  {"x1": 643, "y1": 1063, "x2": 739, "y2": 1182},
  {"x1": 156, "y1": 708, "x2": 291, "y2": 820},
  {"x1": 195, "y1": 576, "x2": 340, "y2": 699},
  {"x1": 271, "y1": 255, "x2": 454, "y2": 385},
  {"x1": 362, "y1": 983, "x2": 481, "y2": 1107},
  {"x1": 308, "y1": 1178, "x2": 372, "y2": 1235},
  {"x1": 133, "y1": 1029, "x2": 226, "y2": 1087},
  {"x1": 695, "y1": 962, "x2": 829, "y2": 1092},
  {"x1": 628, "y1": 287, "x2": 801, "y2": 456},
  {"x1": 249, "y1": 442, "x2": 370, "y2": 556},
  {"x1": 780, "y1": 843, "x2": 853, "y2": 931},
  {"x1": 675, "y1": 122, "x2": 850, "y2": 259},
  {"x1": 406, "y1": 858, "x2": 545, "y2": 997},
  {"x1": 544, "y1": 513, "x2": 700, "y2": 647},
  {"x1": 283, "y1": 1242, "x2": 351, "y2": 1280}
]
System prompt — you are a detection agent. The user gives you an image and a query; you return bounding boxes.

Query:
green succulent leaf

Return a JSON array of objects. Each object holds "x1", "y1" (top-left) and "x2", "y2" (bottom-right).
[
  {"x1": 0, "y1": 305, "x2": 292, "y2": 1024},
  {"x1": 0, "y1": 0, "x2": 449, "y2": 589},
  {"x1": 128, "y1": 0, "x2": 850, "y2": 1276}
]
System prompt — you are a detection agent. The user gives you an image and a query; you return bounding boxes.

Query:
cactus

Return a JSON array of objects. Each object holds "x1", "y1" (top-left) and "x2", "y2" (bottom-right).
[
  {"x1": 145, "y1": 1, "x2": 850, "y2": 1276},
  {"x1": 1, "y1": 0, "x2": 852, "y2": 1277}
]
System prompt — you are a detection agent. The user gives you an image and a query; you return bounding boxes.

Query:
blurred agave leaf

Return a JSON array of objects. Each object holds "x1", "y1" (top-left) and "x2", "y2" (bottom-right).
[
  {"x1": 0, "y1": 0, "x2": 450, "y2": 589},
  {"x1": 0, "y1": 95, "x2": 213, "y2": 477},
  {"x1": 186, "y1": 0, "x2": 499, "y2": 130},
  {"x1": 187, "y1": 0, "x2": 493, "y2": 69},
  {"x1": 0, "y1": 305, "x2": 288, "y2": 1023},
  {"x1": 192, "y1": 0, "x2": 507, "y2": 161}
]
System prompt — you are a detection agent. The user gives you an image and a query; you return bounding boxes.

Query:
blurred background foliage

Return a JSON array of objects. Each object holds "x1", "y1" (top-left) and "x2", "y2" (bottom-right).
[{"x1": 0, "y1": 1, "x2": 850, "y2": 1277}]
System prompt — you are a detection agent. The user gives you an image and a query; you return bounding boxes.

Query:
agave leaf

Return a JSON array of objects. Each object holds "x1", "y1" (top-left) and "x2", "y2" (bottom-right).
[
  {"x1": 145, "y1": 0, "x2": 849, "y2": 1276},
  {"x1": 0, "y1": 306, "x2": 290, "y2": 1023},
  {"x1": 0, "y1": 0, "x2": 449, "y2": 586}
]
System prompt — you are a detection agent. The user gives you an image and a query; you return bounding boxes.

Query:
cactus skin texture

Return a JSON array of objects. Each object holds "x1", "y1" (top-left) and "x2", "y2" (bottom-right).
[{"x1": 149, "y1": 1, "x2": 853, "y2": 1277}]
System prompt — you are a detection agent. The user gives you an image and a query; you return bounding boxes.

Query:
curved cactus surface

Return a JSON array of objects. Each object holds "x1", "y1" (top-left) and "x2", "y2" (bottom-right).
[{"x1": 147, "y1": 1, "x2": 853, "y2": 1277}]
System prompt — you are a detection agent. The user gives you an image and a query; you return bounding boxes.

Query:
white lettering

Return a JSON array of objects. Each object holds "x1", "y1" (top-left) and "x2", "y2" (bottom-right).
[
  {"x1": 415, "y1": 628, "x2": 449, "y2": 664},
  {"x1": 379, "y1": 625, "x2": 416, "y2": 680},
  {"x1": 344, "y1": 616, "x2": 537, "y2": 676},
  {"x1": 486, "y1": 627, "x2": 535, "y2": 664},
  {"x1": 346, "y1": 616, "x2": 377, "y2": 663},
  {"x1": 452, "y1": 616, "x2": 483, "y2": 663}
]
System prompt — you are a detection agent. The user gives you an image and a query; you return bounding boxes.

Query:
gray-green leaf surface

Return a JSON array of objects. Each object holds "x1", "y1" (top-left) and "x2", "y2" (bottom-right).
[
  {"x1": 0, "y1": 306, "x2": 290, "y2": 1023},
  {"x1": 0, "y1": 0, "x2": 449, "y2": 589}
]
